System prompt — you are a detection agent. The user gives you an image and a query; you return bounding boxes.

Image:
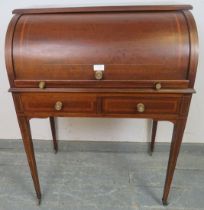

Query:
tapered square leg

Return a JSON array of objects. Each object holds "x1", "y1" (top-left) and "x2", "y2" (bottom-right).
[
  {"x1": 17, "y1": 116, "x2": 41, "y2": 204},
  {"x1": 162, "y1": 119, "x2": 187, "y2": 205},
  {"x1": 149, "y1": 120, "x2": 158, "y2": 155},
  {"x1": 49, "y1": 117, "x2": 58, "y2": 153}
]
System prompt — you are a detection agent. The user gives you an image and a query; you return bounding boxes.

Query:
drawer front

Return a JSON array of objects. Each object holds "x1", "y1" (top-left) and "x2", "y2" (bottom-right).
[
  {"x1": 14, "y1": 79, "x2": 189, "y2": 89},
  {"x1": 102, "y1": 96, "x2": 181, "y2": 115},
  {"x1": 20, "y1": 93, "x2": 97, "y2": 114}
]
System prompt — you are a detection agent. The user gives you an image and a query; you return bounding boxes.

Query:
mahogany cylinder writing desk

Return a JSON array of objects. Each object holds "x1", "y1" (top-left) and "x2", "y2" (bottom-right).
[{"x1": 5, "y1": 5, "x2": 198, "y2": 205}]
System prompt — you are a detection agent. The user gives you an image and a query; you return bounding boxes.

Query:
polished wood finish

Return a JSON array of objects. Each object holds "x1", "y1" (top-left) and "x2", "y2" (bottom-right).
[
  {"x1": 12, "y1": 11, "x2": 189, "y2": 85},
  {"x1": 162, "y1": 119, "x2": 187, "y2": 205},
  {"x1": 5, "y1": 5, "x2": 198, "y2": 205},
  {"x1": 49, "y1": 117, "x2": 58, "y2": 153},
  {"x1": 14, "y1": 79, "x2": 190, "y2": 89},
  {"x1": 9, "y1": 87, "x2": 196, "y2": 94},
  {"x1": 20, "y1": 93, "x2": 97, "y2": 114},
  {"x1": 150, "y1": 120, "x2": 158, "y2": 155},
  {"x1": 13, "y1": 5, "x2": 193, "y2": 14},
  {"x1": 182, "y1": 10, "x2": 199, "y2": 88},
  {"x1": 17, "y1": 116, "x2": 41, "y2": 204},
  {"x1": 102, "y1": 95, "x2": 181, "y2": 115}
]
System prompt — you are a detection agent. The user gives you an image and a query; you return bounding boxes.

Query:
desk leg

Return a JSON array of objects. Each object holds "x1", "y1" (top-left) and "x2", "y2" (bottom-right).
[
  {"x1": 162, "y1": 119, "x2": 187, "y2": 205},
  {"x1": 150, "y1": 120, "x2": 158, "y2": 155},
  {"x1": 49, "y1": 117, "x2": 58, "y2": 153},
  {"x1": 17, "y1": 116, "x2": 41, "y2": 205}
]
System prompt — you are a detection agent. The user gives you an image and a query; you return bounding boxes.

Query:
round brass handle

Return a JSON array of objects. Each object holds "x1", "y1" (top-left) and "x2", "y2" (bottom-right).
[
  {"x1": 39, "y1": 81, "x2": 46, "y2": 89},
  {"x1": 155, "y1": 82, "x2": 162, "y2": 90},
  {"x1": 95, "y1": 71, "x2": 103, "y2": 80},
  {"x1": 137, "y1": 103, "x2": 145, "y2": 113},
  {"x1": 55, "y1": 101, "x2": 63, "y2": 111}
]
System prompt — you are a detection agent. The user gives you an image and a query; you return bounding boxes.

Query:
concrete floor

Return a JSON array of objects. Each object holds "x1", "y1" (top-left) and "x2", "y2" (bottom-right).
[{"x1": 0, "y1": 141, "x2": 204, "y2": 210}]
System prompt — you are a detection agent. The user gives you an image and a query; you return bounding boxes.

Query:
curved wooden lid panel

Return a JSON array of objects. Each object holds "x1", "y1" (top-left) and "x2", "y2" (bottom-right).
[{"x1": 12, "y1": 11, "x2": 189, "y2": 81}]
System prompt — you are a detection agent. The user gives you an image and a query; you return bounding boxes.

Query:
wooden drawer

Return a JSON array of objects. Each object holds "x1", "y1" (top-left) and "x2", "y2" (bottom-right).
[
  {"x1": 20, "y1": 93, "x2": 97, "y2": 114},
  {"x1": 102, "y1": 96, "x2": 181, "y2": 115}
]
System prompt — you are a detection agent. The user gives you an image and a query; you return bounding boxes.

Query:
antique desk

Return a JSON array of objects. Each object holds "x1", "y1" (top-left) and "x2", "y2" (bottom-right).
[{"x1": 5, "y1": 5, "x2": 198, "y2": 205}]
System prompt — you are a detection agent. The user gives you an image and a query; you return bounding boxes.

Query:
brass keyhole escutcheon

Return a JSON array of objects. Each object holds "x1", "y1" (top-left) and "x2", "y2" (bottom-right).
[
  {"x1": 95, "y1": 71, "x2": 103, "y2": 80},
  {"x1": 55, "y1": 101, "x2": 63, "y2": 111},
  {"x1": 137, "y1": 103, "x2": 145, "y2": 113},
  {"x1": 155, "y1": 82, "x2": 162, "y2": 90},
  {"x1": 39, "y1": 81, "x2": 46, "y2": 89}
]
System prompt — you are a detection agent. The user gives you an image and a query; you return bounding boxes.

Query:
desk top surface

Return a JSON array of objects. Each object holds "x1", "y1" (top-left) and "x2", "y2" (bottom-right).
[{"x1": 13, "y1": 5, "x2": 193, "y2": 14}]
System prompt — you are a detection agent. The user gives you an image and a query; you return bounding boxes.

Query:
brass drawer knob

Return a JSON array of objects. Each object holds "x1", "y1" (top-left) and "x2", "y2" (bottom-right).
[
  {"x1": 55, "y1": 101, "x2": 63, "y2": 111},
  {"x1": 155, "y1": 82, "x2": 162, "y2": 90},
  {"x1": 39, "y1": 81, "x2": 46, "y2": 89},
  {"x1": 137, "y1": 103, "x2": 145, "y2": 113},
  {"x1": 95, "y1": 71, "x2": 103, "y2": 80}
]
